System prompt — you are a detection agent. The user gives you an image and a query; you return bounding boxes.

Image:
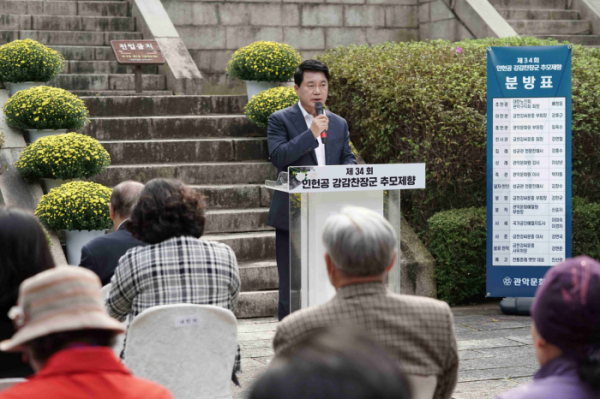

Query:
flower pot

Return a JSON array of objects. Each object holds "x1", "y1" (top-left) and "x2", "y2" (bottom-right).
[
  {"x1": 8, "y1": 81, "x2": 47, "y2": 96},
  {"x1": 65, "y1": 229, "x2": 106, "y2": 265},
  {"x1": 39, "y1": 178, "x2": 78, "y2": 194},
  {"x1": 244, "y1": 81, "x2": 280, "y2": 100},
  {"x1": 27, "y1": 128, "x2": 68, "y2": 142}
]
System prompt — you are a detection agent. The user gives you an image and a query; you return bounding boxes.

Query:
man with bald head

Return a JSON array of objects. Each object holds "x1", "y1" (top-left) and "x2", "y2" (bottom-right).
[{"x1": 80, "y1": 181, "x2": 147, "y2": 285}]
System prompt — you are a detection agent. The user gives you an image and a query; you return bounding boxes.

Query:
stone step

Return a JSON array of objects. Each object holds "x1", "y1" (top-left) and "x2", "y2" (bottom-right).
[
  {"x1": 191, "y1": 184, "x2": 271, "y2": 210},
  {"x1": 239, "y1": 261, "x2": 278, "y2": 292},
  {"x1": 0, "y1": 15, "x2": 134, "y2": 32},
  {"x1": 533, "y1": 34, "x2": 600, "y2": 45},
  {"x1": 71, "y1": 90, "x2": 172, "y2": 96},
  {"x1": 235, "y1": 291, "x2": 277, "y2": 319},
  {"x1": 0, "y1": 30, "x2": 142, "y2": 46},
  {"x1": 50, "y1": 45, "x2": 116, "y2": 61},
  {"x1": 67, "y1": 61, "x2": 158, "y2": 74},
  {"x1": 508, "y1": 20, "x2": 591, "y2": 35},
  {"x1": 204, "y1": 231, "x2": 275, "y2": 263},
  {"x1": 498, "y1": 9, "x2": 579, "y2": 20},
  {"x1": 490, "y1": 0, "x2": 567, "y2": 9},
  {"x1": 83, "y1": 95, "x2": 248, "y2": 117},
  {"x1": 84, "y1": 115, "x2": 264, "y2": 140},
  {"x1": 93, "y1": 161, "x2": 277, "y2": 187},
  {"x1": 0, "y1": 1, "x2": 129, "y2": 17},
  {"x1": 50, "y1": 74, "x2": 166, "y2": 91},
  {"x1": 98, "y1": 138, "x2": 268, "y2": 165},
  {"x1": 205, "y1": 208, "x2": 272, "y2": 234}
]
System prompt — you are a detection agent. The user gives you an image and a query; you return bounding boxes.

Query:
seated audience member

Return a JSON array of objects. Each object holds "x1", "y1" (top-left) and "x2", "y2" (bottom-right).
[
  {"x1": 80, "y1": 181, "x2": 147, "y2": 285},
  {"x1": 0, "y1": 207, "x2": 55, "y2": 378},
  {"x1": 106, "y1": 178, "x2": 241, "y2": 374},
  {"x1": 272, "y1": 206, "x2": 458, "y2": 399},
  {"x1": 250, "y1": 329, "x2": 411, "y2": 399},
  {"x1": 496, "y1": 256, "x2": 600, "y2": 399},
  {"x1": 0, "y1": 267, "x2": 172, "y2": 399}
]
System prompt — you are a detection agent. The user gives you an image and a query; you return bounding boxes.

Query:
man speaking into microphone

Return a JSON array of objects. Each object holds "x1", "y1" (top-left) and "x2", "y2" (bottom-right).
[{"x1": 266, "y1": 59, "x2": 357, "y2": 320}]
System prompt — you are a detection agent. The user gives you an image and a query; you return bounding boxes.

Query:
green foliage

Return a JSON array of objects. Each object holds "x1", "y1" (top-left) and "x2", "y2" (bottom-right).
[
  {"x1": 244, "y1": 86, "x2": 298, "y2": 128},
  {"x1": 428, "y1": 199, "x2": 600, "y2": 304},
  {"x1": 0, "y1": 130, "x2": 4, "y2": 150},
  {"x1": 0, "y1": 39, "x2": 64, "y2": 83},
  {"x1": 4, "y1": 86, "x2": 89, "y2": 130},
  {"x1": 35, "y1": 181, "x2": 112, "y2": 231},
  {"x1": 317, "y1": 37, "x2": 600, "y2": 234},
  {"x1": 427, "y1": 207, "x2": 487, "y2": 305},
  {"x1": 15, "y1": 133, "x2": 111, "y2": 180},
  {"x1": 226, "y1": 41, "x2": 301, "y2": 82}
]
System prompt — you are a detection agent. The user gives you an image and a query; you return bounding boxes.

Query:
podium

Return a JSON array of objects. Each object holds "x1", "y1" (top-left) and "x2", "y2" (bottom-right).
[{"x1": 265, "y1": 163, "x2": 426, "y2": 313}]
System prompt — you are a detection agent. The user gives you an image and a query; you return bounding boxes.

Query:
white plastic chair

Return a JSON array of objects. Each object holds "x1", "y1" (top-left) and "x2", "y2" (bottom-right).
[
  {"x1": 101, "y1": 283, "x2": 112, "y2": 300},
  {"x1": 123, "y1": 304, "x2": 238, "y2": 399},
  {"x1": 101, "y1": 283, "x2": 125, "y2": 357},
  {"x1": 406, "y1": 375, "x2": 437, "y2": 399},
  {"x1": 0, "y1": 378, "x2": 26, "y2": 392}
]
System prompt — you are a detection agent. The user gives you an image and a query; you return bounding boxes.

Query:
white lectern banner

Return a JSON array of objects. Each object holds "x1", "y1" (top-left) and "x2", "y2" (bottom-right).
[{"x1": 288, "y1": 163, "x2": 426, "y2": 193}]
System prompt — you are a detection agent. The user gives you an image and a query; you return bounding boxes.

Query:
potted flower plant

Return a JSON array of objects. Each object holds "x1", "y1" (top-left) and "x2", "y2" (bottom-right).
[
  {"x1": 15, "y1": 133, "x2": 111, "y2": 193},
  {"x1": 244, "y1": 86, "x2": 298, "y2": 127},
  {"x1": 226, "y1": 41, "x2": 301, "y2": 100},
  {"x1": 35, "y1": 181, "x2": 113, "y2": 265},
  {"x1": 0, "y1": 39, "x2": 65, "y2": 96},
  {"x1": 3, "y1": 86, "x2": 89, "y2": 142}
]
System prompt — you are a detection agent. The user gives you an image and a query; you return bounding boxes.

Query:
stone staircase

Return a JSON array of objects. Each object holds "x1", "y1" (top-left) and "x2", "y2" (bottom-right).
[
  {"x1": 0, "y1": 0, "x2": 279, "y2": 318},
  {"x1": 490, "y1": 0, "x2": 600, "y2": 46}
]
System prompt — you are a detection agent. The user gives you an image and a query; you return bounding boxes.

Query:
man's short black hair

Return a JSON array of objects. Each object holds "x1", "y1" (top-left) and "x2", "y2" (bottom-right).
[
  {"x1": 294, "y1": 60, "x2": 330, "y2": 87},
  {"x1": 249, "y1": 328, "x2": 411, "y2": 399}
]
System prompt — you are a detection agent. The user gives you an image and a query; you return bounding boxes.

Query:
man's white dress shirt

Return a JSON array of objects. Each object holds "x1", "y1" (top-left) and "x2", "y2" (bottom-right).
[{"x1": 298, "y1": 101, "x2": 326, "y2": 166}]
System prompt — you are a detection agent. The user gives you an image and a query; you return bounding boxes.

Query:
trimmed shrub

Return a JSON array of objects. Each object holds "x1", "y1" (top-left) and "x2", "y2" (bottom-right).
[
  {"x1": 244, "y1": 86, "x2": 298, "y2": 127},
  {"x1": 4, "y1": 86, "x2": 89, "y2": 130},
  {"x1": 317, "y1": 37, "x2": 600, "y2": 234},
  {"x1": 15, "y1": 133, "x2": 111, "y2": 180},
  {"x1": 0, "y1": 39, "x2": 64, "y2": 83},
  {"x1": 226, "y1": 41, "x2": 301, "y2": 82},
  {"x1": 35, "y1": 181, "x2": 112, "y2": 231},
  {"x1": 428, "y1": 199, "x2": 600, "y2": 304}
]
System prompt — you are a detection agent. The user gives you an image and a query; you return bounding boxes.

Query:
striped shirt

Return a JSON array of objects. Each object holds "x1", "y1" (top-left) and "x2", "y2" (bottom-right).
[{"x1": 106, "y1": 236, "x2": 241, "y2": 372}]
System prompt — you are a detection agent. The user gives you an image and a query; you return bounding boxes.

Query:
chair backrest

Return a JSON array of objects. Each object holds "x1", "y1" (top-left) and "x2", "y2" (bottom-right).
[
  {"x1": 405, "y1": 375, "x2": 437, "y2": 399},
  {"x1": 0, "y1": 378, "x2": 26, "y2": 392},
  {"x1": 124, "y1": 304, "x2": 238, "y2": 399},
  {"x1": 101, "y1": 283, "x2": 112, "y2": 300}
]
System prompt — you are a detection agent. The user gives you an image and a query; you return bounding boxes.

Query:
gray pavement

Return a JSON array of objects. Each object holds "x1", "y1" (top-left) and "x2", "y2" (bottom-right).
[{"x1": 233, "y1": 302, "x2": 537, "y2": 399}]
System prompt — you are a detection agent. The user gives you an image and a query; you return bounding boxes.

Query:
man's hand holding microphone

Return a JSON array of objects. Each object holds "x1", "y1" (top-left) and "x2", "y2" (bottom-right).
[{"x1": 310, "y1": 102, "x2": 328, "y2": 144}]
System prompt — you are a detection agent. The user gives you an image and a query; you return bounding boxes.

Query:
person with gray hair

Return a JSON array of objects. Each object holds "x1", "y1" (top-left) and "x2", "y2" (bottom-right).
[
  {"x1": 80, "y1": 181, "x2": 148, "y2": 285},
  {"x1": 272, "y1": 206, "x2": 459, "y2": 399}
]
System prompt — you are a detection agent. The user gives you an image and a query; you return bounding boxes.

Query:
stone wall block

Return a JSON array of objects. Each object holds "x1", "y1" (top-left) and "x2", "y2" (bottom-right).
[
  {"x1": 366, "y1": 27, "x2": 417, "y2": 44},
  {"x1": 218, "y1": 3, "x2": 250, "y2": 25},
  {"x1": 385, "y1": 6, "x2": 418, "y2": 28},
  {"x1": 430, "y1": 18, "x2": 472, "y2": 41},
  {"x1": 419, "y1": 2, "x2": 430, "y2": 23},
  {"x1": 419, "y1": 21, "x2": 431, "y2": 40},
  {"x1": 325, "y1": 0, "x2": 364, "y2": 4},
  {"x1": 43, "y1": 2, "x2": 77, "y2": 16},
  {"x1": 325, "y1": 27, "x2": 366, "y2": 48},
  {"x1": 430, "y1": 0, "x2": 454, "y2": 22},
  {"x1": 299, "y1": 49, "x2": 324, "y2": 61},
  {"x1": 283, "y1": 27, "x2": 325, "y2": 50},
  {"x1": 190, "y1": 49, "x2": 236, "y2": 73},
  {"x1": 282, "y1": 4, "x2": 301, "y2": 26},
  {"x1": 193, "y1": 3, "x2": 220, "y2": 25},
  {"x1": 249, "y1": 4, "x2": 283, "y2": 26},
  {"x1": 178, "y1": 25, "x2": 227, "y2": 49},
  {"x1": 345, "y1": 5, "x2": 384, "y2": 27},
  {"x1": 226, "y1": 26, "x2": 283, "y2": 49},
  {"x1": 301, "y1": 4, "x2": 343, "y2": 27},
  {"x1": 366, "y1": 0, "x2": 416, "y2": 5},
  {"x1": 163, "y1": 2, "x2": 193, "y2": 25}
]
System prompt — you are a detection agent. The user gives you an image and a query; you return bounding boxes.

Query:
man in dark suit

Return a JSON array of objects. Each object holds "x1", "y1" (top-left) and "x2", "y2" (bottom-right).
[
  {"x1": 79, "y1": 181, "x2": 147, "y2": 285},
  {"x1": 267, "y1": 60, "x2": 356, "y2": 320}
]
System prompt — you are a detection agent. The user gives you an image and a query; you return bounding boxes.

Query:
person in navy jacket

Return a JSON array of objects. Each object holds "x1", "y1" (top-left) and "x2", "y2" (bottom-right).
[{"x1": 266, "y1": 60, "x2": 356, "y2": 320}]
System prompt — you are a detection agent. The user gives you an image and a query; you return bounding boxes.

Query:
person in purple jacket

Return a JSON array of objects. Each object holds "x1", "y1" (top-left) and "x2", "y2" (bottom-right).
[{"x1": 497, "y1": 256, "x2": 600, "y2": 399}]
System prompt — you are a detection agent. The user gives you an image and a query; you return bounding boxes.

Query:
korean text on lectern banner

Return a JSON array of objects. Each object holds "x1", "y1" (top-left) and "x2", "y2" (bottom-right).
[{"x1": 486, "y1": 46, "x2": 572, "y2": 297}]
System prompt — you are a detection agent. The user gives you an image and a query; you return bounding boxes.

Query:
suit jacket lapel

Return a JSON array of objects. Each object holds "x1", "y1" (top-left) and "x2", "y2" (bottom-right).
[{"x1": 291, "y1": 103, "x2": 318, "y2": 165}]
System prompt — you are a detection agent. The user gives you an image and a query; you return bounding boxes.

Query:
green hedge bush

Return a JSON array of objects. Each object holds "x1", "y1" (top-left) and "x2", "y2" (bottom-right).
[
  {"x1": 317, "y1": 37, "x2": 600, "y2": 234},
  {"x1": 428, "y1": 199, "x2": 600, "y2": 305}
]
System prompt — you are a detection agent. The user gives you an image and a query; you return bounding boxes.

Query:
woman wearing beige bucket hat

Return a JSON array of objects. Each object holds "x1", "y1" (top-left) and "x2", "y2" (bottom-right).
[{"x1": 0, "y1": 267, "x2": 172, "y2": 399}]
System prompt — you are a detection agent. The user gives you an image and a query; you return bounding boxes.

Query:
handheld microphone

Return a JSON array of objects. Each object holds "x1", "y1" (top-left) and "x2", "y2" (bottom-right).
[{"x1": 314, "y1": 102, "x2": 327, "y2": 145}]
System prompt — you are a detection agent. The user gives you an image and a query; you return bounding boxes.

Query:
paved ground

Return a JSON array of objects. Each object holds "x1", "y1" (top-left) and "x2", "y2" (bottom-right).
[{"x1": 233, "y1": 301, "x2": 538, "y2": 399}]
